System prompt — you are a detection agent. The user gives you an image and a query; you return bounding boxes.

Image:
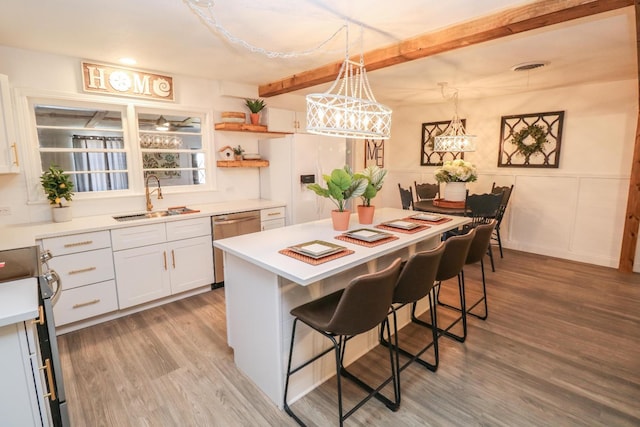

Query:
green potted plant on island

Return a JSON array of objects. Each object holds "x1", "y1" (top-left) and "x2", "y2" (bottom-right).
[
  {"x1": 244, "y1": 98, "x2": 266, "y2": 125},
  {"x1": 354, "y1": 165, "x2": 387, "y2": 224},
  {"x1": 307, "y1": 166, "x2": 368, "y2": 231},
  {"x1": 40, "y1": 165, "x2": 75, "y2": 222},
  {"x1": 434, "y1": 159, "x2": 477, "y2": 202}
]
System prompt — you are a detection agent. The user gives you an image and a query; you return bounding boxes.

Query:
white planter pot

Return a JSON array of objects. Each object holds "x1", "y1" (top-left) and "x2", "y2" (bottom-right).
[
  {"x1": 443, "y1": 182, "x2": 467, "y2": 202},
  {"x1": 52, "y1": 206, "x2": 72, "y2": 222}
]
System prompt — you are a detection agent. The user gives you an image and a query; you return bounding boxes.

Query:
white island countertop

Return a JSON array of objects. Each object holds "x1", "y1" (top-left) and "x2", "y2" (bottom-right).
[
  {"x1": 0, "y1": 199, "x2": 285, "y2": 251},
  {"x1": 0, "y1": 278, "x2": 39, "y2": 328},
  {"x1": 214, "y1": 207, "x2": 470, "y2": 286}
]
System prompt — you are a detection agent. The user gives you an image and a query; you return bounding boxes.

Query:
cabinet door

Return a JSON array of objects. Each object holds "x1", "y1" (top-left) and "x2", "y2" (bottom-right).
[
  {"x1": 0, "y1": 74, "x2": 19, "y2": 174},
  {"x1": 169, "y1": 236, "x2": 214, "y2": 294},
  {"x1": 264, "y1": 107, "x2": 296, "y2": 133},
  {"x1": 113, "y1": 244, "x2": 171, "y2": 309},
  {"x1": 261, "y1": 218, "x2": 285, "y2": 231},
  {"x1": 0, "y1": 323, "x2": 43, "y2": 426}
]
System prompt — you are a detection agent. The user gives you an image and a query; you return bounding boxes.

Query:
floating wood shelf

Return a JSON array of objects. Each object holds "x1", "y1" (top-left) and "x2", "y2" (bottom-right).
[
  {"x1": 214, "y1": 122, "x2": 291, "y2": 137},
  {"x1": 217, "y1": 160, "x2": 270, "y2": 168}
]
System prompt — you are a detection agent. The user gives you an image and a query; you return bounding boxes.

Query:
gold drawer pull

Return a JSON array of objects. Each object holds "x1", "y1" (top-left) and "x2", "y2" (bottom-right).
[
  {"x1": 32, "y1": 305, "x2": 45, "y2": 325},
  {"x1": 72, "y1": 299, "x2": 101, "y2": 309},
  {"x1": 40, "y1": 358, "x2": 57, "y2": 401},
  {"x1": 11, "y1": 143, "x2": 19, "y2": 166},
  {"x1": 68, "y1": 266, "x2": 97, "y2": 275},
  {"x1": 171, "y1": 250, "x2": 176, "y2": 268},
  {"x1": 267, "y1": 212, "x2": 280, "y2": 216},
  {"x1": 163, "y1": 251, "x2": 167, "y2": 270},
  {"x1": 64, "y1": 240, "x2": 93, "y2": 248}
]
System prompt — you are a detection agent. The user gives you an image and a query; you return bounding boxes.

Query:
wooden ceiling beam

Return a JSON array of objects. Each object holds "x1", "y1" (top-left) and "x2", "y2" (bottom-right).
[
  {"x1": 618, "y1": 0, "x2": 640, "y2": 272},
  {"x1": 259, "y1": 0, "x2": 634, "y2": 97}
]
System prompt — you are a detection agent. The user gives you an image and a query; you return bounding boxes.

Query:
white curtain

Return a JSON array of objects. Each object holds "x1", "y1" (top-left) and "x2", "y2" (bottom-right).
[{"x1": 72, "y1": 136, "x2": 128, "y2": 192}]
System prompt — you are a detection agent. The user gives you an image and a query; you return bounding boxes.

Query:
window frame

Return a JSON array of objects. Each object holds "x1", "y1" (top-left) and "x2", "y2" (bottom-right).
[{"x1": 15, "y1": 88, "x2": 215, "y2": 204}]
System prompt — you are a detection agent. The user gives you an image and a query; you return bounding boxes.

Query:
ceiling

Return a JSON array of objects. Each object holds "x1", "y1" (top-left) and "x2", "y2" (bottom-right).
[{"x1": 0, "y1": 0, "x2": 636, "y2": 107}]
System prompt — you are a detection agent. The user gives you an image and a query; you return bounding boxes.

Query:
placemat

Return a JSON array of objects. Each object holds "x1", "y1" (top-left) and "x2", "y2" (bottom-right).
[
  {"x1": 278, "y1": 248, "x2": 355, "y2": 265},
  {"x1": 375, "y1": 223, "x2": 429, "y2": 234},
  {"x1": 335, "y1": 234, "x2": 399, "y2": 247},
  {"x1": 404, "y1": 216, "x2": 453, "y2": 225}
]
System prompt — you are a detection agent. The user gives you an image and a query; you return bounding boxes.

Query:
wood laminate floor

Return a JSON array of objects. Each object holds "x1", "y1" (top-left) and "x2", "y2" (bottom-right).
[{"x1": 58, "y1": 249, "x2": 640, "y2": 426}]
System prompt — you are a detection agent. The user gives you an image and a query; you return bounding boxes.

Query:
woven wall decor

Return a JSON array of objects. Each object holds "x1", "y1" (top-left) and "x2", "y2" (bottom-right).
[{"x1": 498, "y1": 111, "x2": 564, "y2": 168}]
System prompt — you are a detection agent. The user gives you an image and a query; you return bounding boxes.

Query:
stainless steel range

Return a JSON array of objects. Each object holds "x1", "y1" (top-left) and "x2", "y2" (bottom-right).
[{"x1": 0, "y1": 245, "x2": 69, "y2": 426}]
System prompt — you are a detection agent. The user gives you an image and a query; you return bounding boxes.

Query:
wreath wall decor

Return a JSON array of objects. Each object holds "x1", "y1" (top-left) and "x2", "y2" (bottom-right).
[
  {"x1": 498, "y1": 111, "x2": 564, "y2": 168},
  {"x1": 420, "y1": 120, "x2": 465, "y2": 166}
]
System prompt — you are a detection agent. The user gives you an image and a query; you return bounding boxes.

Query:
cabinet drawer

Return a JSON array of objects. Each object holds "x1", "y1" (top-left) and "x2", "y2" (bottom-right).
[
  {"x1": 53, "y1": 280, "x2": 118, "y2": 326},
  {"x1": 111, "y1": 223, "x2": 166, "y2": 251},
  {"x1": 166, "y1": 217, "x2": 211, "y2": 241},
  {"x1": 261, "y1": 206, "x2": 285, "y2": 222},
  {"x1": 261, "y1": 218, "x2": 285, "y2": 231},
  {"x1": 42, "y1": 231, "x2": 111, "y2": 256},
  {"x1": 47, "y1": 248, "x2": 114, "y2": 290}
]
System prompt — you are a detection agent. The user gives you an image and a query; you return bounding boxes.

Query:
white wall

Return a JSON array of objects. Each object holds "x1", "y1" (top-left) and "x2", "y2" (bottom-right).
[
  {"x1": 0, "y1": 46, "x2": 292, "y2": 225},
  {"x1": 376, "y1": 79, "x2": 638, "y2": 269}
]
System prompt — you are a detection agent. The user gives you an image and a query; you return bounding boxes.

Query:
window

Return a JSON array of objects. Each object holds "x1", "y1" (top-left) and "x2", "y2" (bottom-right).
[
  {"x1": 25, "y1": 92, "x2": 213, "y2": 203},
  {"x1": 137, "y1": 111, "x2": 206, "y2": 188},
  {"x1": 35, "y1": 103, "x2": 129, "y2": 192}
]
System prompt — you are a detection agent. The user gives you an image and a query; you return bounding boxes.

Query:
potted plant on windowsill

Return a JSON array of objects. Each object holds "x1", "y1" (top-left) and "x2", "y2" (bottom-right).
[
  {"x1": 244, "y1": 98, "x2": 266, "y2": 125},
  {"x1": 434, "y1": 159, "x2": 477, "y2": 202},
  {"x1": 40, "y1": 165, "x2": 75, "y2": 222},
  {"x1": 307, "y1": 166, "x2": 367, "y2": 231},
  {"x1": 354, "y1": 165, "x2": 387, "y2": 224}
]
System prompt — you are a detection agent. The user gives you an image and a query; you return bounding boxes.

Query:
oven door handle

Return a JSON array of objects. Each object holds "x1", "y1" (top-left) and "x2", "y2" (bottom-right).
[{"x1": 46, "y1": 270, "x2": 62, "y2": 305}]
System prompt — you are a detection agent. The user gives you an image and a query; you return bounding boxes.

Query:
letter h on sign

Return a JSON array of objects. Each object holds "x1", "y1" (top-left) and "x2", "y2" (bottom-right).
[{"x1": 364, "y1": 139, "x2": 384, "y2": 168}]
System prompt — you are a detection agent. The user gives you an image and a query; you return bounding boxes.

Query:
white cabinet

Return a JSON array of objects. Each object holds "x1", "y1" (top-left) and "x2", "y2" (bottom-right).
[
  {"x1": 112, "y1": 217, "x2": 214, "y2": 309},
  {"x1": 0, "y1": 74, "x2": 19, "y2": 173},
  {"x1": 0, "y1": 321, "x2": 48, "y2": 426},
  {"x1": 261, "y1": 206, "x2": 286, "y2": 231},
  {"x1": 41, "y1": 231, "x2": 118, "y2": 327},
  {"x1": 263, "y1": 107, "x2": 307, "y2": 133}
]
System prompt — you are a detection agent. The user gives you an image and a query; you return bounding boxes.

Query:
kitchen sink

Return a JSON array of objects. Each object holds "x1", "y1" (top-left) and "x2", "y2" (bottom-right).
[{"x1": 113, "y1": 207, "x2": 199, "y2": 222}]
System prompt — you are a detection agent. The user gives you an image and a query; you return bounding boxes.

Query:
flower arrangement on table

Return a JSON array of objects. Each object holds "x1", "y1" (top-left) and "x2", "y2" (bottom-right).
[{"x1": 434, "y1": 159, "x2": 478, "y2": 183}]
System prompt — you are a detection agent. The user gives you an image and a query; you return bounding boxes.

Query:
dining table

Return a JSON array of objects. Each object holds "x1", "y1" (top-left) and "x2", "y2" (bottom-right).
[
  {"x1": 213, "y1": 207, "x2": 470, "y2": 409},
  {"x1": 413, "y1": 199, "x2": 469, "y2": 216}
]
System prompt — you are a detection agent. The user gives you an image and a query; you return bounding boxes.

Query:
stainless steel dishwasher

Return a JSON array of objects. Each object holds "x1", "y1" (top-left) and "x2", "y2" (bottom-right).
[{"x1": 212, "y1": 210, "x2": 261, "y2": 285}]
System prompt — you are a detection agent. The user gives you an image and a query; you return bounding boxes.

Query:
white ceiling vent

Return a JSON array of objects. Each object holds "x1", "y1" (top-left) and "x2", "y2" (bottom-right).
[{"x1": 511, "y1": 61, "x2": 549, "y2": 72}]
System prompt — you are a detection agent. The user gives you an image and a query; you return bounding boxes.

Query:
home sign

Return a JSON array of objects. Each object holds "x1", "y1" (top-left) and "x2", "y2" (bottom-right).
[{"x1": 81, "y1": 61, "x2": 174, "y2": 101}]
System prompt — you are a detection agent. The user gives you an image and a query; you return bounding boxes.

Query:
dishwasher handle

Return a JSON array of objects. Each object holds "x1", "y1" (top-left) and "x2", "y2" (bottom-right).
[{"x1": 214, "y1": 216, "x2": 260, "y2": 226}]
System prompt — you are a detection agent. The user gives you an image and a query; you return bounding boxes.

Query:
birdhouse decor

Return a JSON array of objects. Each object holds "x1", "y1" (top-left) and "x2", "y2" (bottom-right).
[{"x1": 218, "y1": 145, "x2": 235, "y2": 160}]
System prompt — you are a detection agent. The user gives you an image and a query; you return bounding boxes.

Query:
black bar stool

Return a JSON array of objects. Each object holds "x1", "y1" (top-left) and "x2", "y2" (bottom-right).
[
  {"x1": 439, "y1": 220, "x2": 496, "y2": 320},
  {"x1": 283, "y1": 258, "x2": 403, "y2": 426},
  {"x1": 417, "y1": 229, "x2": 475, "y2": 343},
  {"x1": 379, "y1": 242, "x2": 445, "y2": 372}
]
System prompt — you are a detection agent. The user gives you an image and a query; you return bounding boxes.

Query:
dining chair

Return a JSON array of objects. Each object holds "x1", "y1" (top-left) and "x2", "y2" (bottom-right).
[
  {"x1": 415, "y1": 229, "x2": 476, "y2": 343},
  {"x1": 490, "y1": 183, "x2": 514, "y2": 258},
  {"x1": 414, "y1": 181, "x2": 439, "y2": 201},
  {"x1": 464, "y1": 192, "x2": 502, "y2": 271},
  {"x1": 379, "y1": 242, "x2": 445, "y2": 372},
  {"x1": 438, "y1": 221, "x2": 495, "y2": 321},
  {"x1": 398, "y1": 184, "x2": 414, "y2": 210},
  {"x1": 283, "y1": 259, "x2": 403, "y2": 426}
]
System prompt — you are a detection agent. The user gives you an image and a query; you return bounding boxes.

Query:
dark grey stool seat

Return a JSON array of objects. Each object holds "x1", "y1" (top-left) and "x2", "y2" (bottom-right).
[
  {"x1": 438, "y1": 221, "x2": 496, "y2": 320},
  {"x1": 419, "y1": 229, "x2": 475, "y2": 343},
  {"x1": 283, "y1": 258, "x2": 403, "y2": 426},
  {"x1": 380, "y1": 242, "x2": 445, "y2": 372}
]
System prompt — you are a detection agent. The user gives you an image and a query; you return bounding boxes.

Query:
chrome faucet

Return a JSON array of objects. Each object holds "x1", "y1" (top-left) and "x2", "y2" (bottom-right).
[{"x1": 145, "y1": 174, "x2": 163, "y2": 212}]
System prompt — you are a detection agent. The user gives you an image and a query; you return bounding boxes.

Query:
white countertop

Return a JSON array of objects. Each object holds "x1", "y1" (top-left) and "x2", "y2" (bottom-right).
[
  {"x1": 0, "y1": 278, "x2": 39, "y2": 327},
  {"x1": 214, "y1": 207, "x2": 469, "y2": 286},
  {"x1": 0, "y1": 199, "x2": 285, "y2": 251}
]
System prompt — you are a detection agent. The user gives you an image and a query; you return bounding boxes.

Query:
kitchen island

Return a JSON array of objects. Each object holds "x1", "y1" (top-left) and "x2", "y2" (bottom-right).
[{"x1": 214, "y1": 207, "x2": 469, "y2": 407}]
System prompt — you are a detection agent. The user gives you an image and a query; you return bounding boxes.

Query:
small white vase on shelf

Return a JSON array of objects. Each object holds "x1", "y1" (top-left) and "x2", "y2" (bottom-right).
[
  {"x1": 52, "y1": 206, "x2": 72, "y2": 223},
  {"x1": 443, "y1": 182, "x2": 467, "y2": 202}
]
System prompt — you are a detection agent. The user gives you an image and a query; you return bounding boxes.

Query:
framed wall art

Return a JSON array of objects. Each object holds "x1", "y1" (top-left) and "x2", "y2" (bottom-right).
[
  {"x1": 498, "y1": 111, "x2": 564, "y2": 168},
  {"x1": 420, "y1": 120, "x2": 465, "y2": 166},
  {"x1": 364, "y1": 139, "x2": 384, "y2": 168}
]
